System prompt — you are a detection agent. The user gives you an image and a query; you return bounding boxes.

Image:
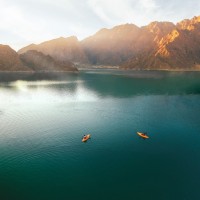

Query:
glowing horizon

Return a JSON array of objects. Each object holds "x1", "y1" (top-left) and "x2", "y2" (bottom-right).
[{"x1": 1, "y1": 0, "x2": 200, "y2": 51}]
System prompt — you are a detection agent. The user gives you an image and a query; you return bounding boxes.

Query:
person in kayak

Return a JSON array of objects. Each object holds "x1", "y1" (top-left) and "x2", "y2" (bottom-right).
[{"x1": 83, "y1": 135, "x2": 87, "y2": 139}]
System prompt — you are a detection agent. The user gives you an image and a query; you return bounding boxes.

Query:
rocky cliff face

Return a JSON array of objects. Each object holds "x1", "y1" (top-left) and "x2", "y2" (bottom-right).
[
  {"x1": 177, "y1": 16, "x2": 200, "y2": 31},
  {"x1": 122, "y1": 16, "x2": 200, "y2": 70},
  {"x1": 20, "y1": 50, "x2": 78, "y2": 72},
  {"x1": 0, "y1": 44, "x2": 30, "y2": 71}
]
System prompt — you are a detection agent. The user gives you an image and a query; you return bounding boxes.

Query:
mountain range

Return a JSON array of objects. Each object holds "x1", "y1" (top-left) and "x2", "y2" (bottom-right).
[
  {"x1": 0, "y1": 45, "x2": 77, "y2": 72},
  {"x1": 1, "y1": 15, "x2": 200, "y2": 71}
]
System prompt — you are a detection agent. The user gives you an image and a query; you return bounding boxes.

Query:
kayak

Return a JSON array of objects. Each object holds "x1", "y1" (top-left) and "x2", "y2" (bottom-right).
[
  {"x1": 82, "y1": 134, "x2": 91, "y2": 142},
  {"x1": 137, "y1": 132, "x2": 149, "y2": 139}
]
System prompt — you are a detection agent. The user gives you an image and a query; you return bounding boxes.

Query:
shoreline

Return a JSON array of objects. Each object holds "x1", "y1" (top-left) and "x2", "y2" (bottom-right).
[
  {"x1": 0, "y1": 70, "x2": 79, "y2": 73},
  {"x1": 122, "y1": 69, "x2": 200, "y2": 72},
  {"x1": 79, "y1": 68, "x2": 200, "y2": 72},
  {"x1": 1, "y1": 68, "x2": 200, "y2": 73},
  {"x1": 76, "y1": 64, "x2": 200, "y2": 72}
]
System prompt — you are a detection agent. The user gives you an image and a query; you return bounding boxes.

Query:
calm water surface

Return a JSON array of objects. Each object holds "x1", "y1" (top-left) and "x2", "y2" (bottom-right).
[{"x1": 0, "y1": 70, "x2": 200, "y2": 200}]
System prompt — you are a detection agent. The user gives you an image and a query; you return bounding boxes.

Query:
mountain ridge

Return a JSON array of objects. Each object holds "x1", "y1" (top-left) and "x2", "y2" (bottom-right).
[
  {"x1": 16, "y1": 15, "x2": 200, "y2": 70},
  {"x1": 0, "y1": 45, "x2": 78, "y2": 72}
]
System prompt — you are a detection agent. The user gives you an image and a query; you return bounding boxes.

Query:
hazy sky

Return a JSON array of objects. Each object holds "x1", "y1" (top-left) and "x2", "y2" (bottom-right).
[{"x1": 1, "y1": 0, "x2": 200, "y2": 50}]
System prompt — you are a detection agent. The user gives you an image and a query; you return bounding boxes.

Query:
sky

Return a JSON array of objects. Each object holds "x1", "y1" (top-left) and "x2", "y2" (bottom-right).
[{"x1": 1, "y1": 0, "x2": 200, "y2": 50}]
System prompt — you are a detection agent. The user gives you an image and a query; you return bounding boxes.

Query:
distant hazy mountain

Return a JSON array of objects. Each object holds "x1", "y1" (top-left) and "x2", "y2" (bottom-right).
[
  {"x1": 18, "y1": 36, "x2": 88, "y2": 65},
  {"x1": 20, "y1": 50, "x2": 78, "y2": 72},
  {"x1": 0, "y1": 44, "x2": 30, "y2": 71},
  {"x1": 18, "y1": 15, "x2": 200, "y2": 70},
  {"x1": 81, "y1": 24, "x2": 142, "y2": 65}
]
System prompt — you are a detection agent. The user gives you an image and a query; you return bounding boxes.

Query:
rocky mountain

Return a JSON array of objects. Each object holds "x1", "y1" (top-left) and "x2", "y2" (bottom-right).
[
  {"x1": 81, "y1": 24, "x2": 141, "y2": 65},
  {"x1": 122, "y1": 16, "x2": 200, "y2": 70},
  {"x1": 18, "y1": 36, "x2": 88, "y2": 65},
  {"x1": 19, "y1": 50, "x2": 78, "y2": 72},
  {"x1": 18, "y1": 15, "x2": 200, "y2": 70},
  {"x1": 0, "y1": 44, "x2": 78, "y2": 72},
  {"x1": 80, "y1": 22, "x2": 176, "y2": 66},
  {"x1": 0, "y1": 44, "x2": 31, "y2": 71}
]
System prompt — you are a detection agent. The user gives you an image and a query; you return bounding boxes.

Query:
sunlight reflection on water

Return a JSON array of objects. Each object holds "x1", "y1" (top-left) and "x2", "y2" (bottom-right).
[{"x1": 0, "y1": 80, "x2": 98, "y2": 105}]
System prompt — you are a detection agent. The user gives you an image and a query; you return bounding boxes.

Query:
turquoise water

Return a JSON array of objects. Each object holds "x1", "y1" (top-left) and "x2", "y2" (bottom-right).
[{"x1": 0, "y1": 70, "x2": 200, "y2": 200}]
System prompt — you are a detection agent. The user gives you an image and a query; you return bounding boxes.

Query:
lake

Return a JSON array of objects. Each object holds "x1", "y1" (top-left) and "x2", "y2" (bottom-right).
[{"x1": 0, "y1": 70, "x2": 200, "y2": 200}]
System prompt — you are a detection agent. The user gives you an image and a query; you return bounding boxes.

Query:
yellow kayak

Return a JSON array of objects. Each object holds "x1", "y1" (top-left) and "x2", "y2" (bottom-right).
[
  {"x1": 137, "y1": 132, "x2": 149, "y2": 139},
  {"x1": 82, "y1": 134, "x2": 91, "y2": 142}
]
